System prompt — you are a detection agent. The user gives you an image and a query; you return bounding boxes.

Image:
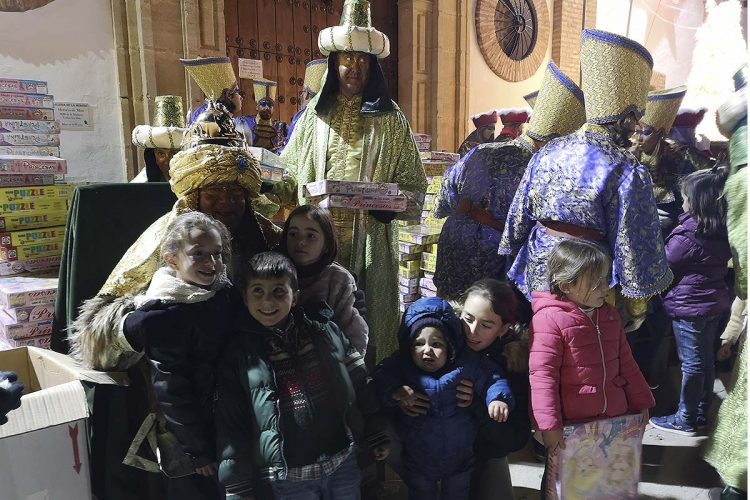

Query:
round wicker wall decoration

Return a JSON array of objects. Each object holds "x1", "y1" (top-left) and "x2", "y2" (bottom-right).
[
  {"x1": 475, "y1": 0, "x2": 550, "y2": 82},
  {"x1": 0, "y1": 0, "x2": 54, "y2": 11}
]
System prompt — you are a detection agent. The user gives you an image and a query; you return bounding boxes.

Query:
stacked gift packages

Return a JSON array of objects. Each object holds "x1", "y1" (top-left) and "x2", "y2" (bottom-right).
[
  {"x1": 0, "y1": 275, "x2": 57, "y2": 349},
  {"x1": 304, "y1": 180, "x2": 407, "y2": 212}
]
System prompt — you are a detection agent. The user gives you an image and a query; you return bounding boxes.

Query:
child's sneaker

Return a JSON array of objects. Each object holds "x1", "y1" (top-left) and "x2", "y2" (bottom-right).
[{"x1": 649, "y1": 413, "x2": 697, "y2": 437}]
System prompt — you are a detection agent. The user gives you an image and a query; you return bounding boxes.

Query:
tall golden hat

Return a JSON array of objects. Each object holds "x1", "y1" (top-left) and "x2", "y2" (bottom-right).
[
  {"x1": 303, "y1": 59, "x2": 327, "y2": 94},
  {"x1": 580, "y1": 29, "x2": 653, "y2": 124},
  {"x1": 642, "y1": 85, "x2": 687, "y2": 134},
  {"x1": 253, "y1": 79, "x2": 278, "y2": 103},
  {"x1": 524, "y1": 90, "x2": 539, "y2": 109},
  {"x1": 131, "y1": 95, "x2": 187, "y2": 150},
  {"x1": 526, "y1": 62, "x2": 586, "y2": 141},
  {"x1": 180, "y1": 57, "x2": 237, "y2": 98},
  {"x1": 318, "y1": 0, "x2": 390, "y2": 59}
]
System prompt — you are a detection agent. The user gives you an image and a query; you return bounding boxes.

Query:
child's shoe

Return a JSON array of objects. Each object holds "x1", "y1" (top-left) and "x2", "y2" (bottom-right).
[{"x1": 649, "y1": 413, "x2": 697, "y2": 437}]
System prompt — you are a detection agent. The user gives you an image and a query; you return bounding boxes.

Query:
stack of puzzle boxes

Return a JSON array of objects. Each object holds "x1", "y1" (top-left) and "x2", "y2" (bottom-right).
[
  {"x1": 397, "y1": 226, "x2": 439, "y2": 313},
  {"x1": 0, "y1": 275, "x2": 57, "y2": 349},
  {"x1": 0, "y1": 78, "x2": 71, "y2": 278}
]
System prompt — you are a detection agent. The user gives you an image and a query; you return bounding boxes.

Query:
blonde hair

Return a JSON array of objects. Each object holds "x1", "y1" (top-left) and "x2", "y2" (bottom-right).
[
  {"x1": 547, "y1": 239, "x2": 611, "y2": 297},
  {"x1": 160, "y1": 211, "x2": 232, "y2": 269}
]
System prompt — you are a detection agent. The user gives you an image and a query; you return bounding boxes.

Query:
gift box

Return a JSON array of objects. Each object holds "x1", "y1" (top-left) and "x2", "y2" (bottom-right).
[
  {"x1": 398, "y1": 242, "x2": 424, "y2": 254},
  {"x1": 426, "y1": 176, "x2": 443, "y2": 195},
  {"x1": 0, "y1": 184, "x2": 72, "y2": 203},
  {"x1": 422, "y1": 215, "x2": 445, "y2": 229},
  {"x1": 0, "y1": 332, "x2": 50, "y2": 349},
  {"x1": 0, "y1": 133, "x2": 60, "y2": 147},
  {"x1": 422, "y1": 160, "x2": 454, "y2": 177},
  {"x1": 0, "y1": 200, "x2": 68, "y2": 213},
  {"x1": 0, "y1": 275, "x2": 57, "y2": 308},
  {"x1": 0, "y1": 210, "x2": 69, "y2": 232},
  {"x1": 401, "y1": 259, "x2": 421, "y2": 272},
  {"x1": 398, "y1": 252, "x2": 421, "y2": 263},
  {"x1": 420, "y1": 151, "x2": 459, "y2": 163},
  {"x1": 0, "y1": 255, "x2": 61, "y2": 276},
  {"x1": 0, "y1": 174, "x2": 55, "y2": 188},
  {"x1": 423, "y1": 271, "x2": 435, "y2": 280},
  {"x1": 421, "y1": 252, "x2": 437, "y2": 273},
  {"x1": 0, "y1": 106, "x2": 55, "y2": 121},
  {"x1": 0, "y1": 79, "x2": 48, "y2": 95},
  {"x1": 0, "y1": 119, "x2": 61, "y2": 134},
  {"x1": 420, "y1": 277, "x2": 437, "y2": 292},
  {"x1": 248, "y1": 147, "x2": 287, "y2": 170},
  {"x1": 398, "y1": 266, "x2": 421, "y2": 279},
  {"x1": 312, "y1": 193, "x2": 407, "y2": 212},
  {"x1": 399, "y1": 276, "x2": 420, "y2": 289},
  {"x1": 0, "y1": 241, "x2": 64, "y2": 262},
  {"x1": 0, "y1": 313, "x2": 53, "y2": 340},
  {"x1": 398, "y1": 283, "x2": 419, "y2": 295},
  {"x1": 399, "y1": 292, "x2": 421, "y2": 304},
  {"x1": 0, "y1": 93, "x2": 54, "y2": 110},
  {"x1": 304, "y1": 179, "x2": 399, "y2": 198},
  {"x1": 419, "y1": 287, "x2": 437, "y2": 298},
  {"x1": 0, "y1": 146, "x2": 60, "y2": 157},
  {"x1": 398, "y1": 226, "x2": 440, "y2": 246},
  {"x1": 2, "y1": 303, "x2": 54, "y2": 323},
  {"x1": 260, "y1": 165, "x2": 284, "y2": 182},
  {"x1": 0, "y1": 155, "x2": 66, "y2": 174},
  {"x1": 0, "y1": 227, "x2": 65, "y2": 248}
]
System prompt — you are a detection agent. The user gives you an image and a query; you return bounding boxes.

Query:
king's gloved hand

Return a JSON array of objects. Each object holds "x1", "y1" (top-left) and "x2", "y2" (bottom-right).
[{"x1": 0, "y1": 371, "x2": 23, "y2": 425}]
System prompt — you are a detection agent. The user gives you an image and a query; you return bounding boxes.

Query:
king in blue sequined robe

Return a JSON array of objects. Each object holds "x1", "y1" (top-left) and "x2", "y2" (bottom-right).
[
  {"x1": 433, "y1": 137, "x2": 534, "y2": 299},
  {"x1": 499, "y1": 128, "x2": 673, "y2": 299}
]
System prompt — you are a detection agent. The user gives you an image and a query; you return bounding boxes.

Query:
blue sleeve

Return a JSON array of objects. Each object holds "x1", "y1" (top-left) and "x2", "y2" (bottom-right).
[
  {"x1": 474, "y1": 355, "x2": 515, "y2": 411},
  {"x1": 433, "y1": 152, "x2": 470, "y2": 219},
  {"x1": 498, "y1": 155, "x2": 535, "y2": 255}
]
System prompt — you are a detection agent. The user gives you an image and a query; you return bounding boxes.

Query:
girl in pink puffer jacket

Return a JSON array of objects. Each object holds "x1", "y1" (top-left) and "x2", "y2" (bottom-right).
[{"x1": 528, "y1": 240, "x2": 655, "y2": 482}]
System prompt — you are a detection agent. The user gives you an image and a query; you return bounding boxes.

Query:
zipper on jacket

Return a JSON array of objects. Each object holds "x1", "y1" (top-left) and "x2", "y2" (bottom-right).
[
  {"x1": 269, "y1": 365, "x2": 289, "y2": 480},
  {"x1": 585, "y1": 308, "x2": 608, "y2": 415}
]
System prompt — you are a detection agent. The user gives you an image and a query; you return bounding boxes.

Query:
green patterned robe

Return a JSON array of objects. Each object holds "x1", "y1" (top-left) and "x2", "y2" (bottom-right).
[{"x1": 279, "y1": 92, "x2": 427, "y2": 360}]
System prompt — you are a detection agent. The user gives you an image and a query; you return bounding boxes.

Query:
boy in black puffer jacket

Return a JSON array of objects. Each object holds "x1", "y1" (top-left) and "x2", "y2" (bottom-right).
[{"x1": 215, "y1": 252, "x2": 389, "y2": 500}]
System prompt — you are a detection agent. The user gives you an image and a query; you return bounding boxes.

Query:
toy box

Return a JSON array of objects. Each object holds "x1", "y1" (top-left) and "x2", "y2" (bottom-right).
[
  {"x1": 304, "y1": 179, "x2": 400, "y2": 198},
  {"x1": 0, "y1": 93, "x2": 54, "y2": 109},
  {"x1": 0, "y1": 333, "x2": 50, "y2": 349},
  {"x1": 0, "y1": 313, "x2": 53, "y2": 339},
  {"x1": 0, "y1": 145, "x2": 60, "y2": 157},
  {"x1": 313, "y1": 193, "x2": 407, "y2": 212},
  {"x1": 0, "y1": 275, "x2": 57, "y2": 308},
  {"x1": 420, "y1": 151, "x2": 459, "y2": 163},
  {"x1": 0, "y1": 106, "x2": 54, "y2": 121},
  {"x1": 0, "y1": 210, "x2": 69, "y2": 232},
  {"x1": 0, "y1": 79, "x2": 48, "y2": 95},
  {"x1": 0, "y1": 184, "x2": 73, "y2": 203},
  {"x1": 0, "y1": 255, "x2": 61, "y2": 276},
  {"x1": 0, "y1": 132, "x2": 60, "y2": 147},
  {"x1": 0, "y1": 241, "x2": 64, "y2": 261},
  {"x1": 0, "y1": 226, "x2": 66, "y2": 247},
  {"x1": 0, "y1": 119, "x2": 61, "y2": 134},
  {"x1": 398, "y1": 226, "x2": 440, "y2": 246},
  {"x1": 0, "y1": 155, "x2": 66, "y2": 174},
  {"x1": 0, "y1": 173, "x2": 55, "y2": 187},
  {"x1": 2, "y1": 302, "x2": 55, "y2": 323}
]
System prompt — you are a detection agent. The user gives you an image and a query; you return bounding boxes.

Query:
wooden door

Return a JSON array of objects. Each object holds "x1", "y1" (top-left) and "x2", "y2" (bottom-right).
[{"x1": 226, "y1": 0, "x2": 399, "y2": 126}]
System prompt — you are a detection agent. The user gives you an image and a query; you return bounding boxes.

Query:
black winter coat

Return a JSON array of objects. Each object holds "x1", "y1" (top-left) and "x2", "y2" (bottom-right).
[{"x1": 124, "y1": 286, "x2": 242, "y2": 468}]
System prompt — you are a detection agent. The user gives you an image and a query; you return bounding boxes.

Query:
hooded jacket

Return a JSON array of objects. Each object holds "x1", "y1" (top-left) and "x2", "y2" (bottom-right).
[
  {"x1": 373, "y1": 297, "x2": 514, "y2": 479},
  {"x1": 661, "y1": 212, "x2": 732, "y2": 318},
  {"x1": 529, "y1": 291, "x2": 654, "y2": 431}
]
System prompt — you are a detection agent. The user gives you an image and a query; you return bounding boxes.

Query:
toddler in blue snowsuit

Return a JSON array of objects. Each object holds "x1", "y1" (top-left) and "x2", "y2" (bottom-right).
[{"x1": 373, "y1": 297, "x2": 515, "y2": 500}]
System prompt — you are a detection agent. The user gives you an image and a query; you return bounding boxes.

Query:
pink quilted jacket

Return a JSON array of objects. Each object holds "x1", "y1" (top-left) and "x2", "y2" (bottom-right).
[{"x1": 528, "y1": 291, "x2": 654, "y2": 431}]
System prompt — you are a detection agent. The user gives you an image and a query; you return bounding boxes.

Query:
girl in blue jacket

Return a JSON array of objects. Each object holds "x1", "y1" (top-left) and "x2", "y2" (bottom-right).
[{"x1": 373, "y1": 297, "x2": 514, "y2": 500}]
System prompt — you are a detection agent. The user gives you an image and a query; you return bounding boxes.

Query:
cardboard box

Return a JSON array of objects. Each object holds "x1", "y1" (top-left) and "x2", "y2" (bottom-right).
[
  {"x1": 422, "y1": 215, "x2": 445, "y2": 229},
  {"x1": 419, "y1": 287, "x2": 437, "y2": 298},
  {"x1": 0, "y1": 275, "x2": 57, "y2": 308},
  {"x1": 0, "y1": 132, "x2": 60, "y2": 147},
  {"x1": 0, "y1": 155, "x2": 66, "y2": 174},
  {"x1": 398, "y1": 284, "x2": 418, "y2": 295},
  {"x1": 0, "y1": 226, "x2": 66, "y2": 247},
  {"x1": 420, "y1": 151, "x2": 460, "y2": 163},
  {"x1": 0, "y1": 241, "x2": 64, "y2": 261},
  {"x1": 0, "y1": 119, "x2": 61, "y2": 134},
  {"x1": 420, "y1": 277, "x2": 437, "y2": 291},
  {"x1": 426, "y1": 176, "x2": 443, "y2": 195},
  {"x1": 398, "y1": 242, "x2": 424, "y2": 254},
  {"x1": 398, "y1": 276, "x2": 420, "y2": 289},
  {"x1": 0, "y1": 145, "x2": 60, "y2": 157},
  {"x1": 400, "y1": 259, "x2": 421, "y2": 272},
  {"x1": 248, "y1": 147, "x2": 287, "y2": 170},
  {"x1": 0, "y1": 79, "x2": 48, "y2": 95},
  {"x1": 0, "y1": 313, "x2": 52, "y2": 339},
  {"x1": 398, "y1": 266, "x2": 421, "y2": 279},
  {"x1": 313, "y1": 193, "x2": 407, "y2": 212},
  {"x1": 423, "y1": 160, "x2": 454, "y2": 177},
  {"x1": 0, "y1": 347, "x2": 126, "y2": 500},
  {"x1": 0, "y1": 255, "x2": 61, "y2": 276},
  {"x1": 0, "y1": 173, "x2": 56, "y2": 187},
  {"x1": 260, "y1": 164, "x2": 284, "y2": 182},
  {"x1": 0, "y1": 93, "x2": 54, "y2": 109},
  {"x1": 0, "y1": 106, "x2": 55, "y2": 121},
  {"x1": 0, "y1": 333, "x2": 50, "y2": 349},
  {"x1": 421, "y1": 252, "x2": 437, "y2": 273},
  {"x1": 399, "y1": 292, "x2": 421, "y2": 303},
  {"x1": 0, "y1": 200, "x2": 68, "y2": 213},
  {"x1": 3, "y1": 303, "x2": 54, "y2": 323},
  {"x1": 0, "y1": 184, "x2": 73, "y2": 203},
  {"x1": 0, "y1": 209, "x2": 68, "y2": 232},
  {"x1": 398, "y1": 226, "x2": 440, "y2": 246},
  {"x1": 423, "y1": 271, "x2": 435, "y2": 280},
  {"x1": 304, "y1": 179, "x2": 399, "y2": 198},
  {"x1": 398, "y1": 252, "x2": 421, "y2": 263}
]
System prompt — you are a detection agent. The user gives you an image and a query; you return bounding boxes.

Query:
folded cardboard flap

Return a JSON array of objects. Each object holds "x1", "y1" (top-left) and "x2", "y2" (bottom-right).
[
  {"x1": 0, "y1": 346, "x2": 129, "y2": 438},
  {"x1": 0, "y1": 381, "x2": 86, "y2": 438}
]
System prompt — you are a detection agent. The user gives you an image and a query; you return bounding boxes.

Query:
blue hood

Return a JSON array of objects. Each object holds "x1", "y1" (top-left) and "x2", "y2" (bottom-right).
[{"x1": 397, "y1": 297, "x2": 465, "y2": 363}]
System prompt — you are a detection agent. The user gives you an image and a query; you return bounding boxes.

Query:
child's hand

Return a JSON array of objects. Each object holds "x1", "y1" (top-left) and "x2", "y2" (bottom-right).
[
  {"x1": 541, "y1": 429, "x2": 565, "y2": 454},
  {"x1": 392, "y1": 385, "x2": 430, "y2": 416},
  {"x1": 718, "y1": 341, "x2": 733, "y2": 361},
  {"x1": 195, "y1": 462, "x2": 218, "y2": 477},
  {"x1": 488, "y1": 401, "x2": 509, "y2": 422},
  {"x1": 372, "y1": 445, "x2": 390, "y2": 461},
  {"x1": 456, "y1": 379, "x2": 474, "y2": 408}
]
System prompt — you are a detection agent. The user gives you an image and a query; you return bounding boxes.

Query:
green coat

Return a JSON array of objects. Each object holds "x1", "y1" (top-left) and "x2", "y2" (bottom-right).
[
  {"x1": 279, "y1": 93, "x2": 427, "y2": 360},
  {"x1": 215, "y1": 306, "x2": 386, "y2": 499}
]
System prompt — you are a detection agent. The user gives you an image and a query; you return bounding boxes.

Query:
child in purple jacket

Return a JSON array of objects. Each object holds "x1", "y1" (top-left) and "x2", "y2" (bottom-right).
[{"x1": 651, "y1": 166, "x2": 732, "y2": 436}]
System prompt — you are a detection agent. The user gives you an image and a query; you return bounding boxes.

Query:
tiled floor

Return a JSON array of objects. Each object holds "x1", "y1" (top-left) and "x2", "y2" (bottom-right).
[{"x1": 368, "y1": 365, "x2": 732, "y2": 499}]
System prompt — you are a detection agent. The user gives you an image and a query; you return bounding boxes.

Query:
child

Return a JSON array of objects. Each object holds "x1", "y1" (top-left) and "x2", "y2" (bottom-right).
[
  {"x1": 123, "y1": 212, "x2": 240, "y2": 499},
  {"x1": 529, "y1": 239, "x2": 654, "y2": 494},
  {"x1": 214, "y1": 252, "x2": 388, "y2": 500},
  {"x1": 374, "y1": 297, "x2": 515, "y2": 500},
  {"x1": 651, "y1": 167, "x2": 732, "y2": 436},
  {"x1": 280, "y1": 204, "x2": 368, "y2": 354},
  {"x1": 456, "y1": 279, "x2": 531, "y2": 500}
]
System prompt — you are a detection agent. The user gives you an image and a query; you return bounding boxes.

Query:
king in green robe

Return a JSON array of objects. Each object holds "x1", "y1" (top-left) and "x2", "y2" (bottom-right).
[{"x1": 277, "y1": 42, "x2": 426, "y2": 360}]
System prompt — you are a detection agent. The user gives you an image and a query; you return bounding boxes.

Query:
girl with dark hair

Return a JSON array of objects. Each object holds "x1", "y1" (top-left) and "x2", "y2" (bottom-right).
[
  {"x1": 455, "y1": 279, "x2": 531, "y2": 500},
  {"x1": 280, "y1": 204, "x2": 369, "y2": 354},
  {"x1": 651, "y1": 166, "x2": 732, "y2": 436}
]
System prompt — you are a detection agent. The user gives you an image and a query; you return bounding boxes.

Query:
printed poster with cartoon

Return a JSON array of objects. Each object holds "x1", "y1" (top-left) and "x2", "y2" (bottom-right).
[{"x1": 549, "y1": 413, "x2": 645, "y2": 500}]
